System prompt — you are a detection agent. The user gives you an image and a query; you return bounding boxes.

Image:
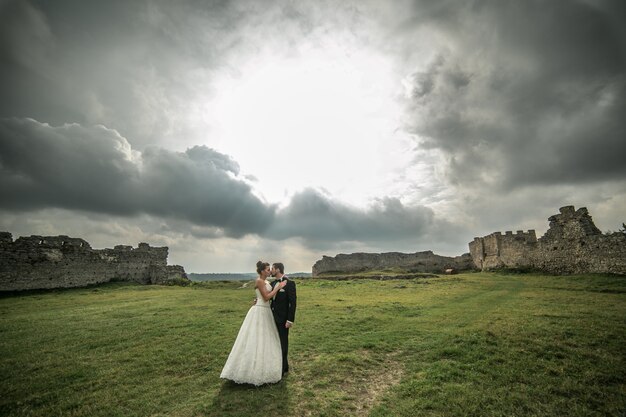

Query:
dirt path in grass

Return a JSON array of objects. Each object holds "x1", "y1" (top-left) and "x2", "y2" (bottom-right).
[
  {"x1": 352, "y1": 352, "x2": 404, "y2": 416},
  {"x1": 288, "y1": 350, "x2": 405, "y2": 417}
]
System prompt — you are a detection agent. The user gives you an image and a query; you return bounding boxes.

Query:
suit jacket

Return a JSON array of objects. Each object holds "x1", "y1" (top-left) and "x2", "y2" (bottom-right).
[{"x1": 271, "y1": 277, "x2": 297, "y2": 324}]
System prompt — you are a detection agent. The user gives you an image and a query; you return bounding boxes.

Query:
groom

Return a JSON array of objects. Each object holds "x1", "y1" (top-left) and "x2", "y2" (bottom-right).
[{"x1": 270, "y1": 262, "x2": 297, "y2": 375}]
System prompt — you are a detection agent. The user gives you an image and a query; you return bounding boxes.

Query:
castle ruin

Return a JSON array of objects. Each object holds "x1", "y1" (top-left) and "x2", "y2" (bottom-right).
[
  {"x1": 469, "y1": 206, "x2": 626, "y2": 274},
  {"x1": 0, "y1": 232, "x2": 189, "y2": 291},
  {"x1": 312, "y1": 250, "x2": 474, "y2": 276}
]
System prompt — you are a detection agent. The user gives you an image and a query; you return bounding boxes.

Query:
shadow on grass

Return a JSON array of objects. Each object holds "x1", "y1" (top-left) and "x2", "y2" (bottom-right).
[
  {"x1": 204, "y1": 377, "x2": 294, "y2": 417},
  {"x1": 0, "y1": 281, "x2": 142, "y2": 298}
]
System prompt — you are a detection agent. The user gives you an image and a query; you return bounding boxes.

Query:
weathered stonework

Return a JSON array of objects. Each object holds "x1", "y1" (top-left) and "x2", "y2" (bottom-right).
[
  {"x1": 469, "y1": 206, "x2": 626, "y2": 274},
  {"x1": 312, "y1": 251, "x2": 474, "y2": 276},
  {"x1": 0, "y1": 232, "x2": 189, "y2": 291}
]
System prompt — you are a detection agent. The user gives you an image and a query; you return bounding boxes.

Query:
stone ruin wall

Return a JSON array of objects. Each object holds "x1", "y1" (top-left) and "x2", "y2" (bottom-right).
[
  {"x1": 469, "y1": 206, "x2": 626, "y2": 275},
  {"x1": 312, "y1": 250, "x2": 475, "y2": 276},
  {"x1": 0, "y1": 232, "x2": 189, "y2": 291},
  {"x1": 469, "y1": 230, "x2": 538, "y2": 270}
]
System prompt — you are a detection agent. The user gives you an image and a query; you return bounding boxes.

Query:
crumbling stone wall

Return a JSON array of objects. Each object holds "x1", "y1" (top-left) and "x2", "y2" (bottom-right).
[
  {"x1": 469, "y1": 230, "x2": 538, "y2": 270},
  {"x1": 469, "y1": 206, "x2": 626, "y2": 274},
  {"x1": 0, "y1": 232, "x2": 189, "y2": 291},
  {"x1": 312, "y1": 251, "x2": 474, "y2": 276}
]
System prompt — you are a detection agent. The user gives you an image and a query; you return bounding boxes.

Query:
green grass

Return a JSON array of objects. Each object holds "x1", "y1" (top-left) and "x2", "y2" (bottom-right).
[{"x1": 0, "y1": 273, "x2": 625, "y2": 416}]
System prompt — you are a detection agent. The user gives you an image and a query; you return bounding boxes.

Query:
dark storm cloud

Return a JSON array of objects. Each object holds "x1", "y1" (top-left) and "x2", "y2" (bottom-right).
[
  {"x1": 402, "y1": 0, "x2": 626, "y2": 188},
  {"x1": 0, "y1": 118, "x2": 452, "y2": 245},
  {"x1": 0, "y1": 117, "x2": 274, "y2": 237},
  {"x1": 0, "y1": 0, "x2": 358, "y2": 150},
  {"x1": 0, "y1": 0, "x2": 248, "y2": 148},
  {"x1": 269, "y1": 188, "x2": 453, "y2": 246}
]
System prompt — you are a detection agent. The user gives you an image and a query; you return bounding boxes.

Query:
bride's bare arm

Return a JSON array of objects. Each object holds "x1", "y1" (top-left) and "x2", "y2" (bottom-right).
[{"x1": 256, "y1": 278, "x2": 285, "y2": 301}]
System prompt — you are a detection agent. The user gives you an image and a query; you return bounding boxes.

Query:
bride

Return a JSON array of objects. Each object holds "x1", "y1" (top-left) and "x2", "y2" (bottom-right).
[{"x1": 220, "y1": 261, "x2": 287, "y2": 385}]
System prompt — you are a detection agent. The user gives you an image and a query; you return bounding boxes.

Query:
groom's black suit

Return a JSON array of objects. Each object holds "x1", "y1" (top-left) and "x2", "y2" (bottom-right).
[{"x1": 271, "y1": 277, "x2": 297, "y2": 374}]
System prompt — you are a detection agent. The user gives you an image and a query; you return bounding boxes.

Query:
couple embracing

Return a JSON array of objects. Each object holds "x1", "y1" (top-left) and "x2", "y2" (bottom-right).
[{"x1": 220, "y1": 261, "x2": 297, "y2": 386}]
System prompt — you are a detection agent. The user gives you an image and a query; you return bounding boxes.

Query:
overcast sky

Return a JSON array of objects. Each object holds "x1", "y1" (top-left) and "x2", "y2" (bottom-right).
[{"x1": 1, "y1": 0, "x2": 625, "y2": 272}]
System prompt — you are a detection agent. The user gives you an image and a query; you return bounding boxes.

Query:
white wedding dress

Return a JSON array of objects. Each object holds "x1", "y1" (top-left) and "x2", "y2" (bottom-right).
[{"x1": 220, "y1": 281, "x2": 283, "y2": 385}]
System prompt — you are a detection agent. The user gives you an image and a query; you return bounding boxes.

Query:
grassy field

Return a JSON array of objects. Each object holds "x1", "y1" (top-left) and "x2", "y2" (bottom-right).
[{"x1": 1, "y1": 272, "x2": 625, "y2": 417}]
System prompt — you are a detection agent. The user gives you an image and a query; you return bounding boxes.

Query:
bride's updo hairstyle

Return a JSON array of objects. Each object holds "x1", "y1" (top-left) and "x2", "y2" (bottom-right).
[{"x1": 256, "y1": 261, "x2": 270, "y2": 274}]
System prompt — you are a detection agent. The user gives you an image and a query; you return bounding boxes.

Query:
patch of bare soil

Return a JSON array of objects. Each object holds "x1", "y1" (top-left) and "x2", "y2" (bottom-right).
[
  {"x1": 350, "y1": 352, "x2": 404, "y2": 416},
  {"x1": 289, "y1": 350, "x2": 404, "y2": 416}
]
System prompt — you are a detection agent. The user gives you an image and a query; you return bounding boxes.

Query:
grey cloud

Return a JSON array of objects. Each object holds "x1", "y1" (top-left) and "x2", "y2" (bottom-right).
[
  {"x1": 0, "y1": 0, "x2": 372, "y2": 151},
  {"x1": 0, "y1": 0, "x2": 248, "y2": 149},
  {"x1": 0, "y1": 118, "x2": 469, "y2": 248},
  {"x1": 0, "y1": 117, "x2": 274, "y2": 237},
  {"x1": 402, "y1": 0, "x2": 626, "y2": 189},
  {"x1": 0, "y1": 0, "x2": 53, "y2": 70},
  {"x1": 185, "y1": 145, "x2": 240, "y2": 176},
  {"x1": 269, "y1": 188, "x2": 457, "y2": 246}
]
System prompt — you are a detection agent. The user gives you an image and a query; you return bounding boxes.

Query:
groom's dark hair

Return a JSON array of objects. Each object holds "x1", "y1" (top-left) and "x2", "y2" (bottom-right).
[{"x1": 273, "y1": 262, "x2": 284, "y2": 274}]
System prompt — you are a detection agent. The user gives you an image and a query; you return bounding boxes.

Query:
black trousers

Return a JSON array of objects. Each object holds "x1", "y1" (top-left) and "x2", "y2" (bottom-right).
[{"x1": 276, "y1": 322, "x2": 289, "y2": 374}]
